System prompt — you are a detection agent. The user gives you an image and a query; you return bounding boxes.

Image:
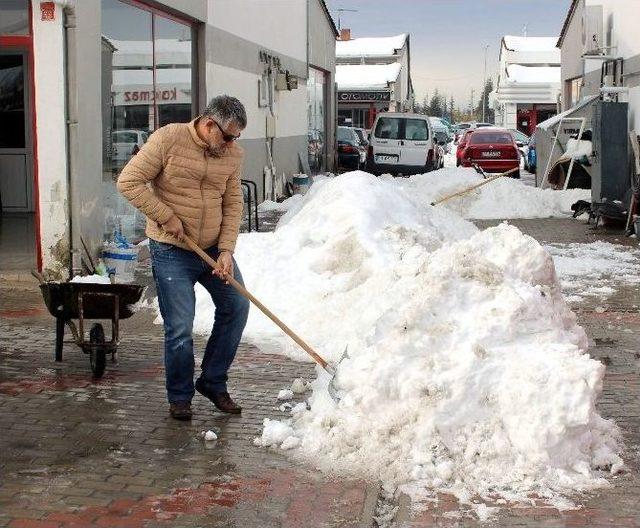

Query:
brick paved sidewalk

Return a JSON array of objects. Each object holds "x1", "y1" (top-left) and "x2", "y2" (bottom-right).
[{"x1": 1, "y1": 217, "x2": 639, "y2": 527}]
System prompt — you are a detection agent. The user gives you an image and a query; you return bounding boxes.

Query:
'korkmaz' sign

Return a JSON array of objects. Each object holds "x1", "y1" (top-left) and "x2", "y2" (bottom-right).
[{"x1": 338, "y1": 91, "x2": 391, "y2": 102}]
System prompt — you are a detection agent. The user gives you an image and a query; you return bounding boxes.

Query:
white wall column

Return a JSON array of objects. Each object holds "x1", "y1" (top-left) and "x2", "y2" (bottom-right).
[{"x1": 32, "y1": 0, "x2": 70, "y2": 276}]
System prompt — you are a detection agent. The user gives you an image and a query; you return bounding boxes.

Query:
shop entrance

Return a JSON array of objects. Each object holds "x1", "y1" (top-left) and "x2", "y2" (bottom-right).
[{"x1": 0, "y1": 49, "x2": 37, "y2": 271}]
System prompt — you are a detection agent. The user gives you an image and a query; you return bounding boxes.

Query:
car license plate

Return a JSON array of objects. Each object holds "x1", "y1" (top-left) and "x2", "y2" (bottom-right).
[
  {"x1": 482, "y1": 151, "x2": 501, "y2": 158},
  {"x1": 376, "y1": 154, "x2": 398, "y2": 163}
]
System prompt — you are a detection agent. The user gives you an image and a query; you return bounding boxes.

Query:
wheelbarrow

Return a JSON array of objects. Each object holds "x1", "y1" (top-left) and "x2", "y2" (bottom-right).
[{"x1": 33, "y1": 273, "x2": 145, "y2": 378}]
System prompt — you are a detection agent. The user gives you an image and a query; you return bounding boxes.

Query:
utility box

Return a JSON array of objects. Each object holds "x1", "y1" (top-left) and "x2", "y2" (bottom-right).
[
  {"x1": 266, "y1": 114, "x2": 276, "y2": 138},
  {"x1": 591, "y1": 101, "x2": 629, "y2": 211}
]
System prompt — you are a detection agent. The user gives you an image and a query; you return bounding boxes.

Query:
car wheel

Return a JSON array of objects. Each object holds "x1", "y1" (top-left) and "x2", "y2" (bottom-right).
[{"x1": 511, "y1": 170, "x2": 520, "y2": 179}]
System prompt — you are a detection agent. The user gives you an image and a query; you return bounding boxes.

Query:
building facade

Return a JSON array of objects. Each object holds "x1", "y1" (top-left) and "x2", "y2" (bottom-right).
[
  {"x1": 491, "y1": 35, "x2": 561, "y2": 136},
  {"x1": 557, "y1": 0, "x2": 640, "y2": 131},
  {"x1": 0, "y1": 0, "x2": 337, "y2": 278},
  {"x1": 335, "y1": 32, "x2": 414, "y2": 130}
]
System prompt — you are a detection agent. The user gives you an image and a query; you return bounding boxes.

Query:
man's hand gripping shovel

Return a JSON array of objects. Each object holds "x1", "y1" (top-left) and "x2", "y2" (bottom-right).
[{"x1": 180, "y1": 234, "x2": 347, "y2": 402}]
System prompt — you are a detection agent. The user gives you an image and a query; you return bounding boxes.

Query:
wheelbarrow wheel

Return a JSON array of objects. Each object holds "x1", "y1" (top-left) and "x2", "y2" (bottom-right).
[{"x1": 89, "y1": 323, "x2": 107, "y2": 378}]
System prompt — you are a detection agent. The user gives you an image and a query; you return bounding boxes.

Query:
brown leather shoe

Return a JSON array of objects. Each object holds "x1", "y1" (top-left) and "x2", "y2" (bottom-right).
[
  {"x1": 169, "y1": 401, "x2": 192, "y2": 421},
  {"x1": 195, "y1": 378, "x2": 242, "y2": 414},
  {"x1": 211, "y1": 392, "x2": 242, "y2": 414}
]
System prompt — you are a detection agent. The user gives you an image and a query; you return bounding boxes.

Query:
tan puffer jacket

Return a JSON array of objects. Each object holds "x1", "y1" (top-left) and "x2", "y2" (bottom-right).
[{"x1": 117, "y1": 118, "x2": 244, "y2": 252}]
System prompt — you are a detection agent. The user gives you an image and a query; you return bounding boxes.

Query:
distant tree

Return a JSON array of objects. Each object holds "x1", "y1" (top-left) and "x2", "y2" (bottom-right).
[
  {"x1": 449, "y1": 96, "x2": 455, "y2": 122},
  {"x1": 475, "y1": 78, "x2": 495, "y2": 122},
  {"x1": 427, "y1": 89, "x2": 444, "y2": 117}
]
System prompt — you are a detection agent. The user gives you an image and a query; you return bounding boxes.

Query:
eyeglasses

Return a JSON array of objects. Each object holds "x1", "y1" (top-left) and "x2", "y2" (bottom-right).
[{"x1": 213, "y1": 119, "x2": 241, "y2": 142}]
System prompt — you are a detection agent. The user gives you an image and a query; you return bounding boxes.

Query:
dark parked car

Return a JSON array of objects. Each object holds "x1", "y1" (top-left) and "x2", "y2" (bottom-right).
[{"x1": 337, "y1": 126, "x2": 362, "y2": 170}]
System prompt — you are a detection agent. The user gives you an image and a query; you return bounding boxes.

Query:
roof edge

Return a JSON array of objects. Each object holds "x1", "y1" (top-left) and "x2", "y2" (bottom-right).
[
  {"x1": 557, "y1": 0, "x2": 580, "y2": 48},
  {"x1": 318, "y1": 0, "x2": 339, "y2": 37}
]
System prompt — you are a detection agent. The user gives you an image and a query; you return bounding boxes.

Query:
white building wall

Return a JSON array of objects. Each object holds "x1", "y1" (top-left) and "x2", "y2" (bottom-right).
[
  {"x1": 583, "y1": 0, "x2": 640, "y2": 75},
  {"x1": 31, "y1": 2, "x2": 69, "y2": 275},
  {"x1": 561, "y1": 0, "x2": 640, "y2": 130},
  {"x1": 208, "y1": 0, "x2": 307, "y2": 62}
]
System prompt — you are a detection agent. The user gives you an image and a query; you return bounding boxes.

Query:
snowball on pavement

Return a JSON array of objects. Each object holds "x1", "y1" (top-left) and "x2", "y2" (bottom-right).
[
  {"x1": 202, "y1": 430, "x2": 217, "y2": 441},
  {"x1": 277, "y1": 389, "x2": 294, "y2": 401},
  {"x1": 291, "y1": 378, "x2": 307, "y2": 394}
]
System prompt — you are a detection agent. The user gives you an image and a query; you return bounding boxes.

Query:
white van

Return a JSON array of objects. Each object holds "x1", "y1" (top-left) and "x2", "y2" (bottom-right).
[{"x1": 366, "y1": 113, "x2": 441, "y2": 176}]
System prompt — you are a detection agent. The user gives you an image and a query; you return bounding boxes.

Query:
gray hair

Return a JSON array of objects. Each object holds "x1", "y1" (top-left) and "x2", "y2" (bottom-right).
[{"x1": 203, "y1": 95, "x2": 247, "y2": 129}]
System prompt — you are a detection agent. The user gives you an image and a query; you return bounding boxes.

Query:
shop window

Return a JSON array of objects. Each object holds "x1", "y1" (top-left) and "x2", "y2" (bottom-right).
[
  {"x1": 101, "y1": 0, "x2": 193, "y2": 241},
  {"x1": 307, "y1": 68, "x2": 326, "y2": 174},
  {"x1": 0, "y1": 0, "x2": 29, "y2": 36}
]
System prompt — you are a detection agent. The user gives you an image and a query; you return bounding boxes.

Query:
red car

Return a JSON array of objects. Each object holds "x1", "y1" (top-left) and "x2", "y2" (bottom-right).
[
  {"x1": 455, "y1": 129, "x2": 474, "y2": 167},
  {"x1": 458, "y1": 128, "x2": 520, "y2": 178}
]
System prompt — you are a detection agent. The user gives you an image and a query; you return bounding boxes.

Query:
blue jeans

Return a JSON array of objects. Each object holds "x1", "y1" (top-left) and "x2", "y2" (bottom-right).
[{"x1": 150, "y1": 239, "x2": 250, "y2": 403}]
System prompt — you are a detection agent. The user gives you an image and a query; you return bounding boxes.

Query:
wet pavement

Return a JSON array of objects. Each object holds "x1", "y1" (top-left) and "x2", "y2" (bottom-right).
[{"x1": 1, "y1": 213, "x2": 639, "y2": 527}]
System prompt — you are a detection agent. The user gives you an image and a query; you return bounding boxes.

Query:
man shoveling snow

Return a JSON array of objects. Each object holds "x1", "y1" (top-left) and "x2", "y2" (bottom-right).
[{"x1": 118, "y1": 96, "x2": 250, "y2": 420}]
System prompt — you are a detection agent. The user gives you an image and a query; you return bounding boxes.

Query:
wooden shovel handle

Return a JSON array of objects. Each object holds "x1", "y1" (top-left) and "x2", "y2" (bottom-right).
[
  {"x1": 431, "y1": 166, "x2": 519, "y2": 206},
  {"x1": 181, "y1": 235, "x2": 330, "y2": 370}
]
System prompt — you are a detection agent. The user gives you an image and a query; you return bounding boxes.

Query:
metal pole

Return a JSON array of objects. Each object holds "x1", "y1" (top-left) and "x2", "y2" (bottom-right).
[{"x1": 482, "y1": 45, "x2": 489, "y2": 122}]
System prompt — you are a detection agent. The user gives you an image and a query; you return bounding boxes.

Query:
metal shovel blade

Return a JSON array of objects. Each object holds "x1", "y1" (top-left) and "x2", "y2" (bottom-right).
[{"x1": 327, "y1": 346, "x2": 350, "y2": 402}]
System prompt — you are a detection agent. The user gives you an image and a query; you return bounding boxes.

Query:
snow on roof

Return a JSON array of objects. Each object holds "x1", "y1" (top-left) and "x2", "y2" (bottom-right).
[
  {"x1": 503, "y1": 35, "x2": 559, "y2": 52},
  {"x1": 336, "y1": 34, "x2": 407, "y2": 57},
  {"x1": 506, "y1": 64, "x2": 561, "y2": 84},
  {"x1": 336, "y1": 63, "x2": 402, "y2": 90}
]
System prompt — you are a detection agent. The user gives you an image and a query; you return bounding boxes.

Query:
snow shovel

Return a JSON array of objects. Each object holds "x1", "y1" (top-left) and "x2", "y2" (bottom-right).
[
  {"x1": 181, "y1": 235, "x2": 346, "y2": 401},
  {"x1": 430, "y1": 166, "x2": 519, "y2": 206}
]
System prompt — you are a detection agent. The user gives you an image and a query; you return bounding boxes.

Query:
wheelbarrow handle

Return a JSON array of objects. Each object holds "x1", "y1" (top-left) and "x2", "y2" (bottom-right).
[
  {"x1": 31, "y1": 270, "x2": 46, "y2": 285},
  {"x1": 181, "y1": 235, "x2": 331, "y2": 371}
]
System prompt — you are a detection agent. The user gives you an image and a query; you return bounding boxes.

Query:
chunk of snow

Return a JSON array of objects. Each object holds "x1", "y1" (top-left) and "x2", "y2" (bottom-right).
[
  {"x1": 258, "y1": 194, "x2": 303, "y2": 213},
  {"x1": 202, "y1": 430, "x2": 217, "y2": 441},
  {"x1": 291, "y1": 378, "x2": 308, "y2": 394},
  {"x1": 70, "y1": 274, "x2": 111, "y2": 284},
  {"x1": 280, "y1": 436, "x2": 301, "y2": 450},
  {"x1": 277, "y1": 389, "x2": 294, "y2": 401},
  {"x1": 254, "y1": 419, "x2": 294, "y2": 447}
]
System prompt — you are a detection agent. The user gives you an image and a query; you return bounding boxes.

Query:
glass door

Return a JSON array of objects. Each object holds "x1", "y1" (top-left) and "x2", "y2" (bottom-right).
[{"x1": 0, "y1": 51, "x2": 33, "y2": 212}]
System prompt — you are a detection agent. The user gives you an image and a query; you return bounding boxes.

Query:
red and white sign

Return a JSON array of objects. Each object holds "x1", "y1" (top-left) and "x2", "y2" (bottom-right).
[{"x1": 40, "y1": 2, "x2": 55, "y2": 21}]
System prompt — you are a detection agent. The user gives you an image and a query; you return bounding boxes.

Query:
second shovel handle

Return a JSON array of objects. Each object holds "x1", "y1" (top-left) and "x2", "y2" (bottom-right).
[
  {"x1": 431, "y1": 166, "x2": 519, "y2": 206},
  {"x1": 181, "y1": 236, "x2": 330, "y2": 370}
]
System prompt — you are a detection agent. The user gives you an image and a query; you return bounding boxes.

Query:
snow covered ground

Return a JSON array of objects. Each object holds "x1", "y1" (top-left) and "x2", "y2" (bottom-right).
[
  {"x1": 152, "y1": 170, "x2": 627, "y2": 519},
  {"x1": 545, "y1": 241, "x2": 640, "y2": 302}
]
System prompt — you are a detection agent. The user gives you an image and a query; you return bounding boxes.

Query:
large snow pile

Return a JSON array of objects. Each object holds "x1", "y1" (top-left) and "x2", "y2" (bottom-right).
[
  {"x1": 390, "y1": 167, "x2": 589, "y2": 219},
  {"x1": 194, "y1": 172, "x2": 476, "y2": 358},
  {"x1": 179, "y1": 172, "x2": 621, "y2": 514}
]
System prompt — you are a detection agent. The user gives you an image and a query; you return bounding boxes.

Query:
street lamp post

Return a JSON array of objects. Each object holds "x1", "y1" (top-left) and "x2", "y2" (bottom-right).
[{"x1": 482, "y1": 44, "x2": 489, "y2": 123}]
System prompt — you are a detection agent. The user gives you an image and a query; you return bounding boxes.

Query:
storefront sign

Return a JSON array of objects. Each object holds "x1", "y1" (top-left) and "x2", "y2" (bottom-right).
[
  {"x1": 113, "y1": 86, "x2": 191, "y2": 106},
  {"x1": 124, "y1": 88, "x2": 177, "y2": 102},
  {"x1": 338, "y1": 91, "x2": 390, "y2": 102}
]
